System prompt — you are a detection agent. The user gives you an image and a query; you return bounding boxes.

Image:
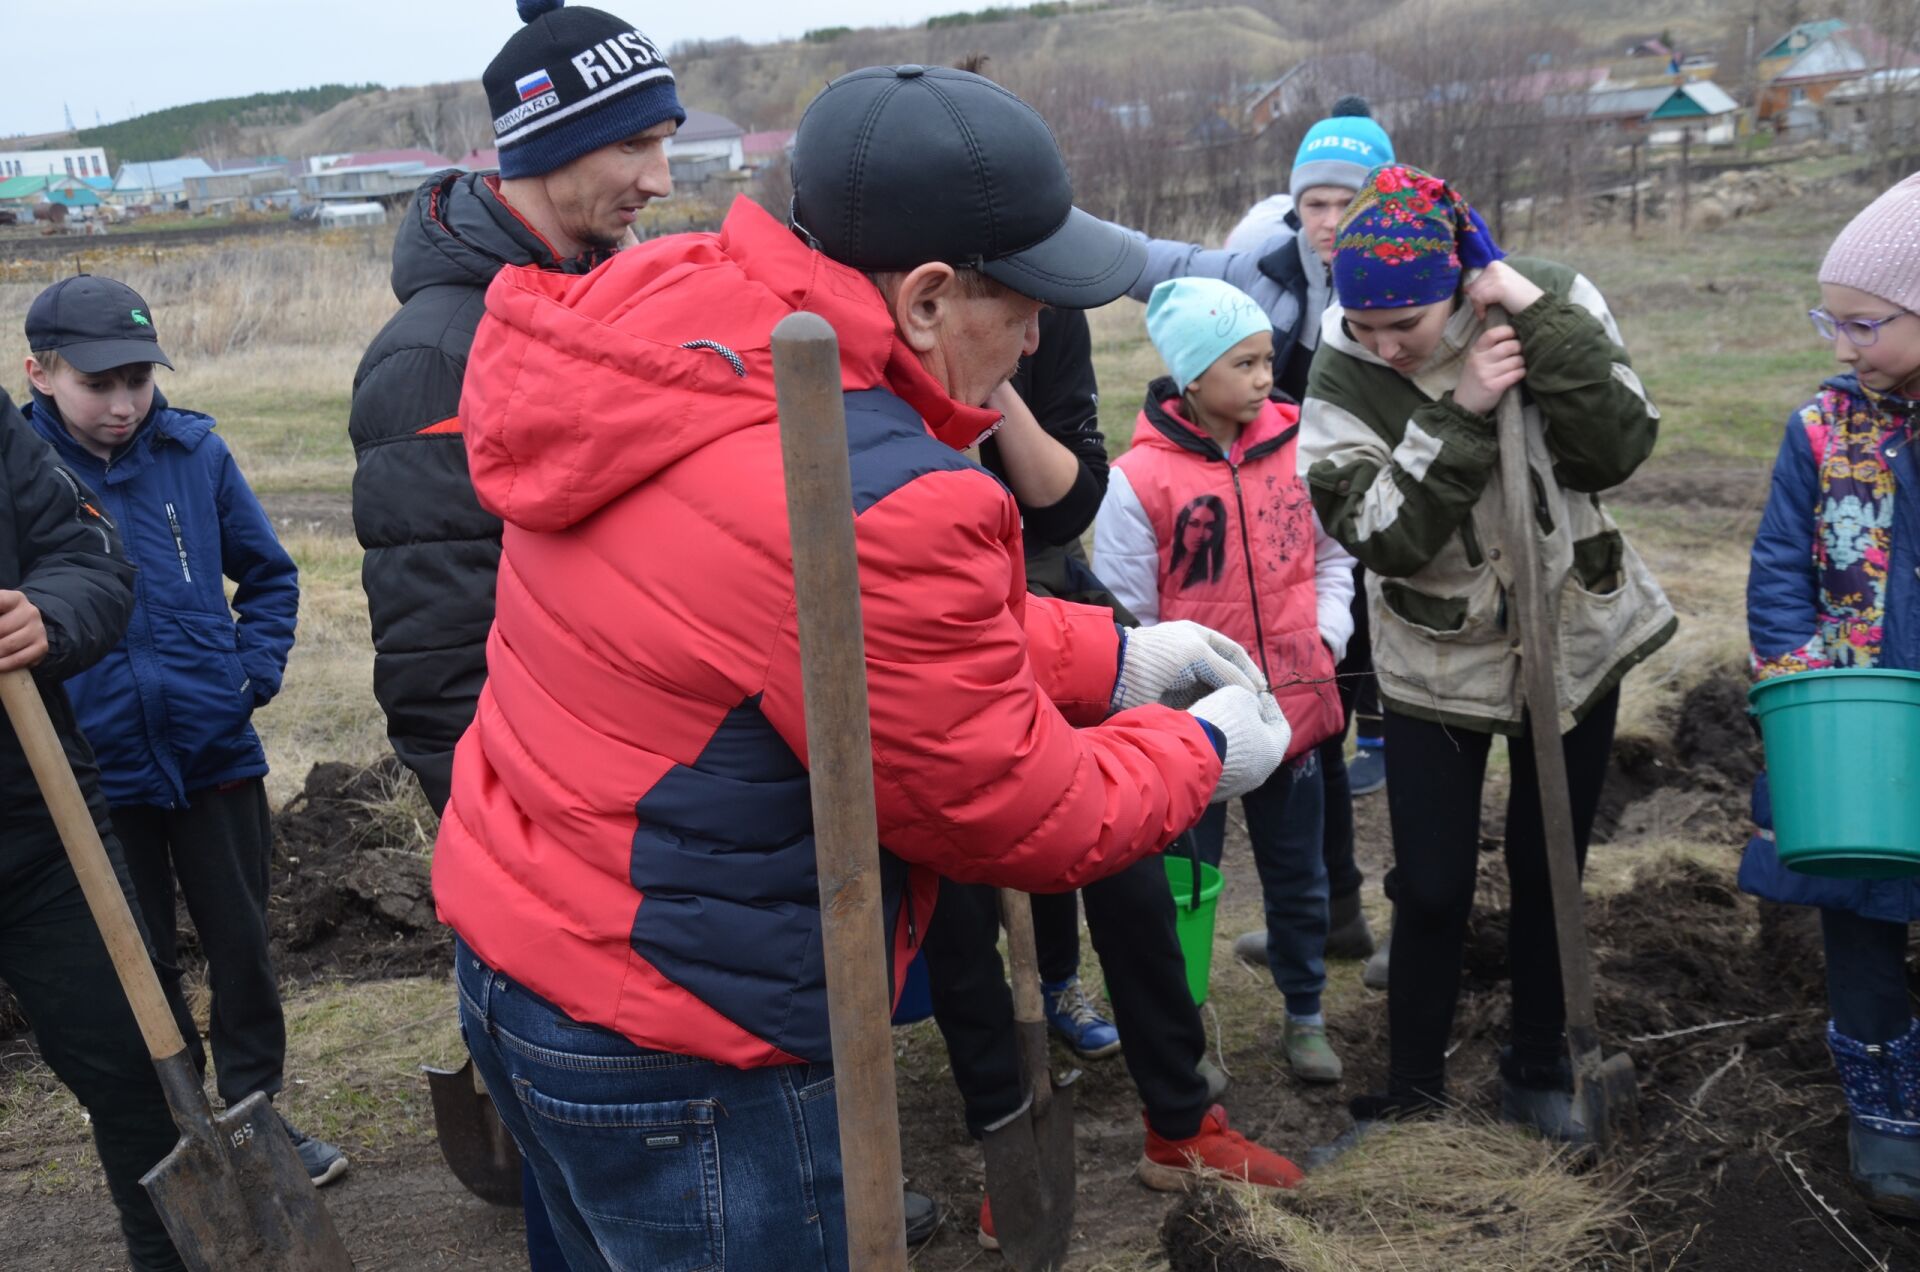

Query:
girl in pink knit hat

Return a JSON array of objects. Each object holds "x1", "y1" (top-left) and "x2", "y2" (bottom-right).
[{"x1": 1744, "y1": 171, "x2": 1920, "y2": 1218}]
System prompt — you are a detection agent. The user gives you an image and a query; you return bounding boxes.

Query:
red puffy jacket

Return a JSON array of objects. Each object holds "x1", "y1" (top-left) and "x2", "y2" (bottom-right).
[
  {"x1": 1095, "y1": 380, "x2": 1348, "y2": 760},
  {"x1": 432, "y1": 197, "x2": 1221, "y2": 1069}
]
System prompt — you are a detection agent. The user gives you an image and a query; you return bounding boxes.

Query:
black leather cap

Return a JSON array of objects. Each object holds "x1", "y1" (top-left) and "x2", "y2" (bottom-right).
[
  {"x1": 26, "y1": 275, "x2": 173, "y2": 373},
  {"x1": 790, "y1": 66, "x2": 1145, "y2": 308}
]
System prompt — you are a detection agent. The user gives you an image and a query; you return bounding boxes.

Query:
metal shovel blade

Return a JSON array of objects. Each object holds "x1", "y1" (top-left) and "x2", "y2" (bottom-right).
[
  {"x1": 1574, "y1": 1050, "x2": 1641, "y2": 1153},
  {"x1": 423, "y1": 1058, "x2": 524, "y2": 1206},
  {"x1": 979, "y1": 1022, "x2": 1078, "y2": 1272},
  {"x1": 142, "y1": 1083, "x2": 354, "y2": 1271}
]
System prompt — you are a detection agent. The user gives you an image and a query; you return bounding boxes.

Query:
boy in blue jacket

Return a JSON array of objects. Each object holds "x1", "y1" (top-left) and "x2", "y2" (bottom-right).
[{"x1": 21, "y1": 275, "x2": 345, "y2": 1185}]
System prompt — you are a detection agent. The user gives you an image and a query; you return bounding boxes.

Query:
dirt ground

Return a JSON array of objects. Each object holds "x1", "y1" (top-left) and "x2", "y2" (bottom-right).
[
  {"x1": 8, "y1": 477, "x2": 1920, "y2": 1267},
  {"x1": 10, "y1": 672, "x2": 1920, "y2": 1270}
]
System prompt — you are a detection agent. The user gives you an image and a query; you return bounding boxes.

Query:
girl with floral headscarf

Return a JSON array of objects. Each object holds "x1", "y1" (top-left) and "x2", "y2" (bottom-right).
[{"x1": 1298, "y1": 165, "x2": 1674, "y2": 1150}]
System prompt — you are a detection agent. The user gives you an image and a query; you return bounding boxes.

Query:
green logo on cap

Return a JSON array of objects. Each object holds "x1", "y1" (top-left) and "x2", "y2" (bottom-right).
[{"x1": 130, "y1": 309, "x2": 149, "y2": 326}]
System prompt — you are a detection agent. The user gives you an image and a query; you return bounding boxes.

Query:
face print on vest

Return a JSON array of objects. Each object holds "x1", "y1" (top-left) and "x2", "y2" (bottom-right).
[{"x1": 1171, "y1": 494, "x2": 1228, "y2": 590}]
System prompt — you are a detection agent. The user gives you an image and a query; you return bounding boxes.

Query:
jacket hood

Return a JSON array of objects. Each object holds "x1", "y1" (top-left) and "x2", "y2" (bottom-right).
[
  {"x1": 1133, "y1": 375, "x2": 1298, "y2": 466},
  {"x1": 27, "y1": 388, "x2": 212, "y2": 479},
  {"x1": 390, "y1": 169, "x2": 613, "y2": 305},
  {"x1": 1825, "y1": 371, "x2": 1920, "y2": 416},
  {"x1": 461, "y1": 196, "x2": 1002, "y2": 533}
]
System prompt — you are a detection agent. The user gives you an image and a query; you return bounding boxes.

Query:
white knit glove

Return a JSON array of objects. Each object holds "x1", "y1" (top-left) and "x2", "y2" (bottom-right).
[
  {"x1": 1112, "y1": 621, "x2": 1267, "y2": 714},
  {"x1": 1187, "y1": 686, "x2": 1292, "y2": 803}
]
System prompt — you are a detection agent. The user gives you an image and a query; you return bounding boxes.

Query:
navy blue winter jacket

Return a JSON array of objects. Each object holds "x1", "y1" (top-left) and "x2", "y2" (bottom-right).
[
  {"x1": 1741, "y1": 373, "x2": 1920, "y2": 922},
  {"x1": 27, "y1": 389, "x2": 298, "y2": 808}
]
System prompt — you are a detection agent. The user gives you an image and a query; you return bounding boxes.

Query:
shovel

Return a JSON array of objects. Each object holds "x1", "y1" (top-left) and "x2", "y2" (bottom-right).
[
  {"x1": 1490, "y1": 336, "x2": 1640, "y2": 1154},
  {"x1": 421, "y1": 1057, "x2": 523, "y2": 1206},
  {"x1": 0, "y1": 668, "x2": 353, "y2": 1271},
  {"x1": 980, "y1": 889, "x2": 1078, "y2": 1272},
  {"x1": 772, "y1": 311, "x2": 908, "y2": 1271}
]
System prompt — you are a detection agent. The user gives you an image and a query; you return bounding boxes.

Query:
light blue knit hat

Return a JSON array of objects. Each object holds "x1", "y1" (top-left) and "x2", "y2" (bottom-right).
[
  {"x1": 1290, "y1": 96, "x2": 1395, "y2": 199},
  {"x1": 1146, "y1": 278, "x2": 1272, "y2": 391}
]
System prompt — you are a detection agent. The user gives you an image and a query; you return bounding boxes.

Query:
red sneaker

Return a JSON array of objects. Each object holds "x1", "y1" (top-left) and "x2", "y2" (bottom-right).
[
  {"x1": 977, "y1": 1196, "x2": 999, "y2": 1251},
  {"x1": 1137, "y1": 1104, "x2": 1304, "y2": 1192}
]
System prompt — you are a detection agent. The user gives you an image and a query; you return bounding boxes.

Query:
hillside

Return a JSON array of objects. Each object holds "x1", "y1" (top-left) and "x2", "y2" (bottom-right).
[
  {"x1": 48, "y1": 0, "x2": 1804, "y2": 163},
  {"x1": 76, "y1": 85, "x2": 382, "y2": 163}
]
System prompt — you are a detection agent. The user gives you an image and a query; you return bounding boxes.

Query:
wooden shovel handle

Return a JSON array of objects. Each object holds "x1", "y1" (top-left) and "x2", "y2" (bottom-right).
[
  {"x1": 999, "y1": 889, "x2": 1054, "y2": 1119},
  {"x1": 0, "y1": 668, "x2": 189, "y2": 1064},
  {"x1": 1488, "y1": 313, "x2": 1604, "y2": 1058},
  {"x1": 772, "y1": 312, "x2": 908, "y2": 1272}
]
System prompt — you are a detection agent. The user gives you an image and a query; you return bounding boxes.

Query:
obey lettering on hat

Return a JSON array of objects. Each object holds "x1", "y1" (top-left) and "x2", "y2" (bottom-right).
[{"x1": 483, "y1": 0, "x2": 687, "y2": 180}]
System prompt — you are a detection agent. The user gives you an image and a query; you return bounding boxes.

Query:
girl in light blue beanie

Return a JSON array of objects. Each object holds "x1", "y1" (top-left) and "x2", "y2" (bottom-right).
[
  {"x1": 1145, "y1": 277, "x2": 1273, "y2": 392},
  {"x1": 1099, "y1": 274, "x2": 1360, "y2": 1085}
]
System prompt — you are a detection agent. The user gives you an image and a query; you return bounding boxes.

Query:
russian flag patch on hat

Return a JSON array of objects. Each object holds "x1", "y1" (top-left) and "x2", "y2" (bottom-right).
[{"x1": 516, "y1": 69, "x2": 555, "y2": 101}]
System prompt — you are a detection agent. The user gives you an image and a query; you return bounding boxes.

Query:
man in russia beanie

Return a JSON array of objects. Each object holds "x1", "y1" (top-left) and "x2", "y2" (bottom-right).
[{"x1": 485, "y1": 0, "x2": 687, "y2": 182}]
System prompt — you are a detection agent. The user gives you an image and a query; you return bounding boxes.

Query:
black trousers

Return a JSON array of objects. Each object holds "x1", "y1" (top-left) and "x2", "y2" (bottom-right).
[
  {"x1": 2, "y1": 840, "x2": 196, "y2": 1271},
  {"x1": 1316, "y1": 567, "x2": 1377, "y2": 901},
  {"x1": 1380, "y1": 691, "x2": 1618, "y2": 1098},
  {"x1": 116, "y1": 778, "x2": 285, "y2": 1106},
  {"x1": 1822, "y1": 908, "x2": 1914, "y2": 1044},
  {"x1": 922, "y1": 852, "x2": 1211, "y2": 1141}
]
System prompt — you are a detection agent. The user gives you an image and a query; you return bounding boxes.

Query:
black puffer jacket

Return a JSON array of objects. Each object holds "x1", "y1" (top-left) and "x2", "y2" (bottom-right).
[
  {"x1": 349, "y1": 171, "x2": 613, "y2": 813},
  {"x1": 0, "y1": 386, "x2": 135, "y2": 867}
]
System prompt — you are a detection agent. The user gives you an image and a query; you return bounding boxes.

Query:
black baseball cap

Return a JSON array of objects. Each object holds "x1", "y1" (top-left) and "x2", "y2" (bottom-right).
[
  {"x1": 790, "y1": 66, "x2": 1146, "y2": 309},
  {"x1": 25, "y1": 275, "x2": 173, "y2": 373}
]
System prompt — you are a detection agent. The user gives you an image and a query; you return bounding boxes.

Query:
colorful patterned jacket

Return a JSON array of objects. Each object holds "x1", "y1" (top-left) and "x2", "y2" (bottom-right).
[{"x1": 1741, "y1": 373, "x2": 1920, "y2": 921}]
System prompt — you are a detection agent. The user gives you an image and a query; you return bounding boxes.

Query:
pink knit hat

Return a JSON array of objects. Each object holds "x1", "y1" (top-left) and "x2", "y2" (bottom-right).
[{"x1": 1820, "y1": 173, "x2": 1920, "y2": 313}]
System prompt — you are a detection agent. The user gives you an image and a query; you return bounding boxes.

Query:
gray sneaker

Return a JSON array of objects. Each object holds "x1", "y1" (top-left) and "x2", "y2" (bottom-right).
[
  {"x1": 280, "y1": 1116, "x2": 349, "y2": 1187},
  {"x1": 1284, "y1": 1018, "x2": 1343, "y2": 1084}
]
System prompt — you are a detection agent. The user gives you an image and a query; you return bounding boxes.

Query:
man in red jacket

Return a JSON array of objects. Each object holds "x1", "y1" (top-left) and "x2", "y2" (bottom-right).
[{"x1": 434, "y1": 65, "x2": 1295, "y2": 1271}]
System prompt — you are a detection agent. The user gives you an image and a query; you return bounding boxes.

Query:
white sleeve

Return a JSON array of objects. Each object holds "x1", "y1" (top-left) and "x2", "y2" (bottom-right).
[
  {"x1": 1312, "y1": 509, "x2": 1357, "y2": 662},
  {"x1": 1224, "y1": 194, "x2": 1295, "y2": 252},
  {"x1": 1092, "y1": 467, "x2": 1161, "y2": 626}
]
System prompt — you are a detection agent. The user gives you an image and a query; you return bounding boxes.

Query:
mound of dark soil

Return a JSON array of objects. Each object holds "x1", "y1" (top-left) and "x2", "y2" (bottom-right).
[
  {"x1": 268, "y1": 760, "x2": 448, "y2": 982},
  {"x1": 1595, "y1": 671, "x2": 1763, "y2": 846}
]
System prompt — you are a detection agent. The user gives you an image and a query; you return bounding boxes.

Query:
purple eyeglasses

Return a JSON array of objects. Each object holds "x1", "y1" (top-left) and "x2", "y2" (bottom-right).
[{"x1": 1809, "y1": 307, "x2": 1914, "y2": 347}]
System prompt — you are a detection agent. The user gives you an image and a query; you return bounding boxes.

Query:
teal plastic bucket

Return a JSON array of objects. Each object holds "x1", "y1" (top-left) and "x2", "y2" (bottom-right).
[
  {"x1": 1749, "y1": 668, "x2": 1920, "y2": 879},
  {"x1": 1165, "y1": 853, "x2": 1224, "y2": 1006}
]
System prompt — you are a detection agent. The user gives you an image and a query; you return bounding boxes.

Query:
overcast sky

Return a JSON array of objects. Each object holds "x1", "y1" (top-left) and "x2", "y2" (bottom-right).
[{"x1": 2, "y1": 0, "x2": 966, "y2": 139}]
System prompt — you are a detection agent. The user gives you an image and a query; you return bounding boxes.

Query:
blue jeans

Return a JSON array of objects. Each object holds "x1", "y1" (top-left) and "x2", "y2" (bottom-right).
[
  {"x1": 454, "y1": 940, "x2": 847, "y2": 1272},
  {"x1": 1191, "y1": 751, "x2": 1329, "y2": 1018}
]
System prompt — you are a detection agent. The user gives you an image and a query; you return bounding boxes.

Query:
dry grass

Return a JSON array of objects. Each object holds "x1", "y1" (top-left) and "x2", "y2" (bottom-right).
[
  {"x1": 1204, "y1": 1120, "x2": 1631, "y2": 1271},
  {"x1": 249, "y1": 529, "x2": 384, "y2": 808}
]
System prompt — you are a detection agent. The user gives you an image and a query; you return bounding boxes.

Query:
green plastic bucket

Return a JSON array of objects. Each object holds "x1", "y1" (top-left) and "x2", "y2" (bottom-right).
[
  {"x1": 1749, "y1": 668, "x2": 1920, "y2": 879},
  {"x1": 1165, "y1": 849, "x2": 1224, "y2": 1006}
]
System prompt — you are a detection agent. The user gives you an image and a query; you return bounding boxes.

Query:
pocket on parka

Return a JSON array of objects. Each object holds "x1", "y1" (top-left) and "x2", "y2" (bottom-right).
[
  {"x1": 1570, "y1": 530, "x2": 1625, "y2": 596},
  {"x1": 1379, "y1": 579, "x2": 1471, "y2": 635},
  {"x1": 169, "y1": 610, "x2": 250, "y2": 698}
]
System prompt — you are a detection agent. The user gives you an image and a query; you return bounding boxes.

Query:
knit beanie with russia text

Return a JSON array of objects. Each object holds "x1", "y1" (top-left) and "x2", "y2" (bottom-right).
[{"x1": 484, "y1": 0, "x2": 687, "y2": 179}]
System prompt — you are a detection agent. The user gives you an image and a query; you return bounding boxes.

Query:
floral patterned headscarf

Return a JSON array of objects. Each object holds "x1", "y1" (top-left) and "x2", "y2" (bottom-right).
[{"x1": 1331, "y1": 164, "x2": 1505, "y2": 310}]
